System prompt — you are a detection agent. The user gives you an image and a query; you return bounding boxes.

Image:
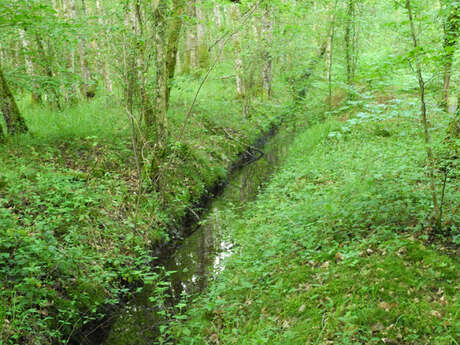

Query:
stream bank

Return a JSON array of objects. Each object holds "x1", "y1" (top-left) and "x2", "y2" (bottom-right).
[
  {"x1": 172, "y1": 110, "x2": 460, "y2": 344},
  {"x1": 71, "y1": 120, "x2": 295, "y2": 345}
]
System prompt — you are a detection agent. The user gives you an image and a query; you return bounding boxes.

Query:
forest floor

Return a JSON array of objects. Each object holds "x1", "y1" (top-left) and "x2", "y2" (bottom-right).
[
  {"x1": 0, "y1": 74, "x2": 287, "y2": 344},
  {"x1": 172, "y1": 94, "x2": 460, "y2": 345},
  {"x1": 1, "y1": 69, "x2": 459, "y2": 345}
]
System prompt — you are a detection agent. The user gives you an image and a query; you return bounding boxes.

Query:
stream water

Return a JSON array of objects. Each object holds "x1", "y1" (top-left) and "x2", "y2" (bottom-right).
[{"x1": 80, "y1": 129, "x2": 292, "y2": 345}]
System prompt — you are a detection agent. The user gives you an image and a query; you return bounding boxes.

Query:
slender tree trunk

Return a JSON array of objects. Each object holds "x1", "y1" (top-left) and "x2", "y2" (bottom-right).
[
  {"x1": 70, "y1": 0, "x2": 80, "y2": 98},
  {"x1": 130, "y1": 1, "x2": 154, "y2": 129},
  {"x1": 295, "y1": 38, "x2": 328, "y2": 102},
  {"x1": 326, "y1": 13, "x2": 336, "y2": 110},
  {"x1": 0, "y1": 66, "x2": 28, "y2": 135},
  {"x1": 326, "y1": 2, "x2": 338, "y2": 109},
  {"x1": 213, "y1": 4, "x2": 225, "y2": 54},
  {"x1": 441, "y1": 1, "x2": 459, "y2": 110},
  {"x1": 19, "y1": 30, "x2": 41, "y2": 103},
  {"x1": 231, "y1": 4, "x2": 248, "y2": 117},
  {"x1": 345, "y1": 0, "x2": 355, "y2": 86},
  {"x1": 154, "y1": 3, "x2": 169, "y2": 141},
  {"x1": 78, "y1": 0, "x2": 93, "y2": 98},
  {"x1": 19, "y1": 30, "x2": 34, "y2": 76},
  {"x1": 195, "y1": 0, "x2": 209, "y2": 69},
  {"x1": 447, "y1": 90, "x2": 460, "y2": 137},
  {"x1": 124, "y1": 6, "x2": 137, "y2": 120},
  {"x1": 406, "y1": 0, "x2": 440, "y2": 226},
  {"x1": 185, "y1": 0, "x2": 198, "y2": 72},
  {"x1": 261, "y1": 5, "x2": 273, "y2": 98},
  {"x1": 165, "y1": 0, "x2": 185, "y2": 110},
  {"x1": 96, "y1": 0, "x2": 112, "y2": 92},
  {"x1": 36, "y1": 35, "x2": 62, "y2": 108}
]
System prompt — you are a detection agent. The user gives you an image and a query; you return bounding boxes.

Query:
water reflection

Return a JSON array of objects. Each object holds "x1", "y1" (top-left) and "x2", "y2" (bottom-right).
[{"x1": 101, "y1": 130, "x2": 291, "y2": 345}]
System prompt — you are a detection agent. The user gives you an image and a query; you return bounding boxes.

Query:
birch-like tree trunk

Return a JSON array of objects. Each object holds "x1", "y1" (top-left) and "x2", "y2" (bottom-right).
[
  {"x1": 261, "y1": 5, "x2": 273, "y2": 98},
  {"x1": 153, "y1": 3, "x2": 169, "y2": 141},
  {"x1": 441, "y1": 1, "x2": 459, "y2": 110},
  {"x1": 406, "y1": 0, "x2": 440, "y2": 227},
  {"x1": 19, "y1": 30, "x2": 33, "y2": 76},
  {"x1": 195, "y1": 0, "x2": 209, "y2": 69},
  {"x1": 95, "y1": 0, "x2": 112, "y2": 92},
  {"x1": 35, "y1": 35, "x2": 61, "y2": 108},
  {"x1": 231, "y1": 4, "x2": 248, "y2": 117},
  {"x1": 79, "y1": 0, "x2": 93, "y2": 98},
  {"x1": 184, "y1": 0, "x2": 208, "y2": 72},
  {"x1": 326, "y1": 6, "x2": 337, "y2": 110},
  {"x1": 166, "y1": 0, "x2": 185, "y2": 109},
  {"x1": 124, "y1": 2, "x2": 138, "y2": 120},
  {"x1": 345, "y1": 0, "x2": 355, "y2": 86},
  {"x1": 213, "y1": 4, "x2": 225, "y2": 53},
  {"x1": 185, "y1": 0, "x2": 198, "y2": 72},
  {"x1": 19, "y1": 30, "x2": 41, "y2": 103}
]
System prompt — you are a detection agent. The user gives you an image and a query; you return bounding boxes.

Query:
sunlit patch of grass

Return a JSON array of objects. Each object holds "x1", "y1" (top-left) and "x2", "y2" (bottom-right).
[{"x1": 17, "y1": 95, "x2": 128, "y2": 141}]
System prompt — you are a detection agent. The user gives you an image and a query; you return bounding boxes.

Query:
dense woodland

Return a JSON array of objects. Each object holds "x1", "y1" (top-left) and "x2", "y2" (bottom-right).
[{"x1": 0, "y1": 0, "x2": 459, "y2": 344}]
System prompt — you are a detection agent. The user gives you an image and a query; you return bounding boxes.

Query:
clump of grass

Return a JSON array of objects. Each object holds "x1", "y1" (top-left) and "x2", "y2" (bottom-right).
[{"x1": 18, "y1": 95, "x2": 128, "y2": 141}]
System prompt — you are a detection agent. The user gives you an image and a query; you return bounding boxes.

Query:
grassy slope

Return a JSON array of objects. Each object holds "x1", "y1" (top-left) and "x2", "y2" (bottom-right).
[
  {"x1": 174, "y1": 97, "x2": 460, "y2": 345},
  {"x1": 0, "y1": 74, "x2": 285, "y2": 344}
]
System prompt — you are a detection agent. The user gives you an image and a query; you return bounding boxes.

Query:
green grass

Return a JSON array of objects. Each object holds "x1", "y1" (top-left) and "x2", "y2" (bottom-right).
[
  {"x1": 173, "y1": 97, "x2": 460, "y2": 345},
  {"x1": 0, "y1": 72, "x2": 288, "y2": 344},
  {"x1": 17, "y1": 95, "x2": 128, "y2": 140}
]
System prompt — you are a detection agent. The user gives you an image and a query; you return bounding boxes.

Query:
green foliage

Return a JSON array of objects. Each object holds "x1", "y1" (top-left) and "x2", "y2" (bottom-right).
[
  {"x1": 173, "y1": 100, "x2": 460, "y2": 344},
  {"x1": 0, "y1": 0, "x2": 458, "y2": 343},
  {"x1": 0, "y1": 61, "x2": 286, "y2": 343}
]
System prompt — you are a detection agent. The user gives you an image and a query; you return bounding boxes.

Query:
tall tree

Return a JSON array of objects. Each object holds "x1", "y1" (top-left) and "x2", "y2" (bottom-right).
[
  {"x1": 326, "y1": 1, "x2": 338, "y2": 109},
  {"x1": 261, "y1": 4, "x2": 273, "y2": 98},
  {"x1": 0, "y1": 65, "x2": 28, "y2": 135},
  {"x1": 345, "y1": 0, "x2": 357, "y2": 86},
  {"x1": 441, "y1": 0, "x2": 459, "y2": 110},
  {"x1": 153, "y1": 1, "x2": 169, "y2": 140},
  {"x1": 166, "y1": 0, "x2": 186, "y2": 110},
  {"x1": 405, "y1": 0, "x2": 440, "y2": 227}
]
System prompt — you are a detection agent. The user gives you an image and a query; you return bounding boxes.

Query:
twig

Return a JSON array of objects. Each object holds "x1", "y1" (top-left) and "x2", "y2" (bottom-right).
[
  {"x1": 125, "y1": 106, "x2": 145, "y2": 234},
  {"x1": 438, "y1": 170, "x2": 448, "y2": 229}
]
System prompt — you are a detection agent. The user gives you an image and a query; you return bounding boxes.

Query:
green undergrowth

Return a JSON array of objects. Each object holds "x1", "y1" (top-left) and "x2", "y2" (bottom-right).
[
  {"x1": 173, "y1": 98, "x2": 460, "y2": 344},
  {"x1": 0, "y1": 74, "x2": 286, "y2": 344}
]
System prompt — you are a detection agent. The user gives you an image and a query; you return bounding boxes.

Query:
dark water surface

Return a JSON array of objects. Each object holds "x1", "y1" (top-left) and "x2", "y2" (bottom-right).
[{"x1": 91, "y1": 130, "x2": 292, "y2": 345}]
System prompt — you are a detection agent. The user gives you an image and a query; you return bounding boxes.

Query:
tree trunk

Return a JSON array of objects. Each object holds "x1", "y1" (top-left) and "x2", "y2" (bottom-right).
[
  {"x1": 441, "y1": 1, "x2": 459, "y2": 110},
  {"x1": 230, "y1": 4, "x2": 248, "y2": 117},
  {"x1": 195, "y1": 0, "x2": 209, "y2": 69},
  {"x1": 34, "y1": 34, "x2": 61, "y2": 108},
  {"x1": 78, "y1": 0, "x2": 93, "y2": 98},
  {"x1": 19, "y1": 30, "x2": 41, "y2": 103},
  {"x1": 153, "y1": 3, "x2": 169, "y2": 141},
  {"x1": 213, "y1": 4, "x2": 225, "y2": 53},
  {"x1": 447, "y1": 90, "x2": 460, "y2": 137},
  {"x1": 326, "y1": 7, "x2": 337, "y2": 110},
  {"x1": 0, "y1": 66, "x2": 28, "y2": 135},
  {"x1": 261, "y1": 5, "x2": 273, "y2": 98},
  {"x1": 165, "y1": 0, "x2": 185, "y2": 110},
  {"x1": 295, "y1": 39, "x2": 328, "y2": 102},
  {"x1": 406, "y1": 0, "x2": 440, "y2": 226},
  {"x1": 185, "y1": 0, "x2": 198, "y2": 72},
  {"x1": 345, "y1": 0, "x2": 355, "y2": 86}
]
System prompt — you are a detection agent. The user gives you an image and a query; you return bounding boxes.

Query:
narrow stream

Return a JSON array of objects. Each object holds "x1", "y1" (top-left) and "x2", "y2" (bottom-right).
[{"x1": 85, "y1": 129, "x2": 292, "y2": 345}]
